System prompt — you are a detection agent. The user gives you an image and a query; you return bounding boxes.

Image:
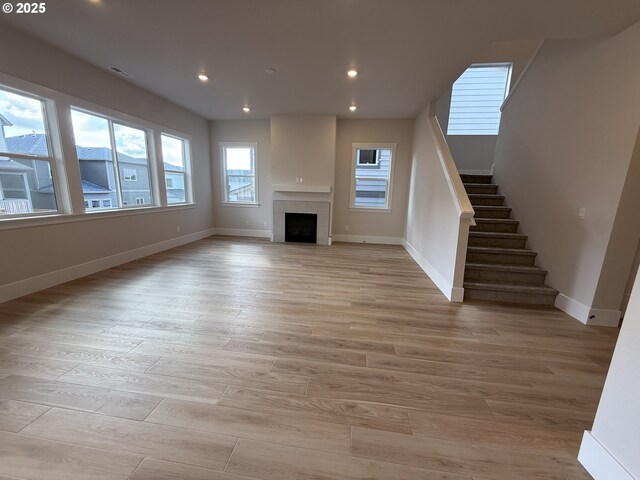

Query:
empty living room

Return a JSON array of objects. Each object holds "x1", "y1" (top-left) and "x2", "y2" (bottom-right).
[{"x1": 1, "y1": 1, "x2": 640, "y2": 479}]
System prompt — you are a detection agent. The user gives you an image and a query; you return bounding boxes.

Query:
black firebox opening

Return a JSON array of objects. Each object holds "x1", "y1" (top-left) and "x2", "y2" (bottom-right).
[{"x1": 285, "y1": 213, "x2": 317, "y2": 243}]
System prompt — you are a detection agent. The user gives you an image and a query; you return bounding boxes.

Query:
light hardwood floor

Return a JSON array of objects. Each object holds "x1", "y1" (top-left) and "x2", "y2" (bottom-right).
[{"x1": 0, "y1": 237, "x2": 618, "y2": 480}]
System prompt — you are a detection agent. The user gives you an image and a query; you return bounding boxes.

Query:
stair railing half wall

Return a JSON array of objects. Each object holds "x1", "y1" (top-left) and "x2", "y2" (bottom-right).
[{"x1": 429, "y1": 105, "x2": 475, "y2": 301}]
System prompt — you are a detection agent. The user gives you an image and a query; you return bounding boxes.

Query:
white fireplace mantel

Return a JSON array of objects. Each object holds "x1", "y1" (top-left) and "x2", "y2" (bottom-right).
[{"x1": 273, "y1": 184, "x2": 332, "y2": 194}]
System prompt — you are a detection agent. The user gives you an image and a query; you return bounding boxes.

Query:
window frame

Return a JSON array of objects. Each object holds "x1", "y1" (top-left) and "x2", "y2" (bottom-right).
[
  {"x1": 123, "y1": 168, "x2": 137, "y2": 182},
  {"x1": 160, "y1": 132, "x2": 193, "y2": 206},
  {"x1": 70, "y1": 106, "x2": 156, "y2": 213},
  {"x1": 349, "y1": 142, "x2": 396, "y2": 212},
  {"x1": 447, "y1": 62, "x2": 513, "y2": 136},
  {"x1": 220, "y1": 142, "x2": 259, "y2": 206},
  {"x1": 0, "y1": 83, "x2": 64, "y2": 220},
  {"x1": 0, "y1": 71, "x2": 197, "y2": 229}
]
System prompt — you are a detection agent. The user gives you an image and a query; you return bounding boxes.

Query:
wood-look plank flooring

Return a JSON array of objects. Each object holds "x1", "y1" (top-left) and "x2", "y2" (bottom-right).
[{"x1": 0, "y1": 237, "x2": 619, "y2": 479}]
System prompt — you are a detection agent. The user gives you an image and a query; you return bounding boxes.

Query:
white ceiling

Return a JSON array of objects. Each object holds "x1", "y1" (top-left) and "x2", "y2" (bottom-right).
[{"x1": 3, "y1": 0, "x2": 640, "y2": 120}]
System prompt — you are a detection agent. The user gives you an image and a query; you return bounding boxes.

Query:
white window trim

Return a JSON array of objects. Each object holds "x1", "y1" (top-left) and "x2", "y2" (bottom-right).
[
  {"x1": 219, "y1": 142, "x2": 259, "y2": 206},
  {"x1": 123, "y1": 168, "x2": 137, "y2": 182},
  {"x1": 0, "y1": 71, "x2": 196, "y2": 225},
  {"x1": 0, "y1": 83, "x2": 64, "y2": 219},
  {"x1": 160, "y1": 132, "x2": 194, "y2": 206},
  {"x1": 349, "y1": 142, "x2": 396, "y2": 212}
]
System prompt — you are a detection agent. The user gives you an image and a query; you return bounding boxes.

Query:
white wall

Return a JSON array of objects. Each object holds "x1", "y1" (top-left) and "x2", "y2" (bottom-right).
[
  {"x1": 332, "y1": 119, "x2": 414, "y2": 242},
  {"x1": 209, "y1": 120, "x2": 272, "y2": 235},
  {"x1": 405, "y1": 105, "x2": 471, "y2": 301},
  {"x1": 0, "y1": 25, "x2": 213, "y2": 291},
  {"x1": 492, "y1": 20, "x2": 640, "y2": 324},
  {"x1": 436, "y1": 40, "x2": 542, "y2": 173},
  {"x1": 578, "y1": 268, "x2": 640, "y2": 479}
]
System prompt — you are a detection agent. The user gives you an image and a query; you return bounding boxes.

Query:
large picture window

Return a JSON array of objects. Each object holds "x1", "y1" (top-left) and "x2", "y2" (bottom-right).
[
  {"x1": 220, "y1": 143, "x2": 257, "y2": 205},
  {"x1": 350, "y1": 143, "x2": 396, "y2": 210},
  {"x1": 161, "y1": 134, "x2": 190, "y2": 205},
  {"x1": 70, "y1": 109, "x2": 153, "y2": 211},
  {"x1": 0, "y1": 86, "x2": 59, "y2": 217}
]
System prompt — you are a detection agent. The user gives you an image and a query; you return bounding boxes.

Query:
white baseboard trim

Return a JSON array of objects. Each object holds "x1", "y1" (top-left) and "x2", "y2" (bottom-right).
[
  {"x1": 212, "y1": 228, "x2": 271, "y2": 238},
  {"x1": 555, "y1": 293, "x2": 621, "y2": 327},
  {"x1": 0, "y1": 228, "x2": 215, "y2": 304},
  {"x1": 578, "y1": 431, "x2": 635, "y2": 480},
  {"x1": 458, "y1": 169, "x2": 493, "y2": 175},
  {"x1": 403, "y1": 240, "x2": 460, "y2": 302},
  {"x1": 332, "y1": 234, "x2": 404, "y2": 245}
]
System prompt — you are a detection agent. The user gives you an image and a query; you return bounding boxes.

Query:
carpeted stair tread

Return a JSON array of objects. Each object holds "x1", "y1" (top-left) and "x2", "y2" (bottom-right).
[
  {"x1": 467, "y1": 246, "x2": 536, "y2": 256},
  {"x1": 464, "y1": 281, "x2": 558, "y2": 295},
  {"x1": 465, "y1": 263, "x2": 546, "y2": 274}
]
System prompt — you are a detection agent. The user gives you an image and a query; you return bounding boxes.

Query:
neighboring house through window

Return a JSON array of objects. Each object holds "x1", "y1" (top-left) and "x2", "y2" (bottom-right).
[
  {"x1": 220, "y1": 142, "x2": 257, "y2": 205},
  {"x1": 447, "y1": 63, "x2": 512, "y2": 136},
  {"x1": 123, "y1": 168, "x2": 137, "y2": 181},
  {"x1": 350, "y1": 143, "x2": 396, "y2": 210}
]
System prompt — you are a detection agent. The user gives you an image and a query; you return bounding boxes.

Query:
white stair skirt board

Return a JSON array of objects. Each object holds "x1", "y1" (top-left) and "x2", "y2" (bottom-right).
[
  {"x1": 0, "y1": 228, "x2": 216, "y2": 304},
  {"x1": 555, "y1": 293, "x2": 622, "y2": 327},
  {"x1": 331, "y1": 234, "x2": 404, "y2": 245},
  {"x1": 403, "y1": 240, "x2": 463, "y2": 302},
  {"x1": 578, "y1": 431, "x2": 635, "y2": 480},
  {"x1": 213, "y1": 228, "x2": 271, "y2": 238}
]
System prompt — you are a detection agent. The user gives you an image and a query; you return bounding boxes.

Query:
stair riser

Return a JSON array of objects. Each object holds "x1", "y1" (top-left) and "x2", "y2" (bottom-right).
[
  {"x1": 468, "y1": 236, "x2": 527, "y2": 249},
  {"x1": 474, "y1": 210, "x2": 511, "y2": 219},
  {"x1": 466, "y1": 252, "x2": 536, "y2": 265},
  {"x1": 470, "y1": 223, "x2": 519, "y2": 233},
  {"x1": 465, "y1": 185, "x2": 499, "y2": 195},
  {"x1": 464, "y1": 269, "x2": 547, "y2": 285},
  {"x1": 470, "y1": 197, "x2": 504, "y2": 206},
  {"x1": 464, "y1": 288, "x2": 557, "y2": 305},
  {"x1": 460, "y1": 175, "x2": 493, "y2": 185}
]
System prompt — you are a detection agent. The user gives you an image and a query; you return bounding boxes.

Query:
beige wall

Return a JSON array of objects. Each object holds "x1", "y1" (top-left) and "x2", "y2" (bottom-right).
[
  {"x1": 493, "y1": 21, "x2": 640, "y2": 313},
  {"x1": 0, "y1": 25, "x2": 213, "y2": 288},
  {"x1": 333, "y1": 119, "x2": 414, "y2": 239},
  {"x1": 582, "y1": 269, "x2": 640, "y2": 477},
  {"x1": 210, "y1": 120, "x2": 272, "y2": 233},
  {"x1": 271, "y1": 115, "x2": 336, "y2": 187},
  {"x1": 436, "y1": 40, "x2": 542, "y2": 173}
]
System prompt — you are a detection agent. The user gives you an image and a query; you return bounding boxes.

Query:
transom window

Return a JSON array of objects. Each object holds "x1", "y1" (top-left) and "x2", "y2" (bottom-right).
[
  {"x1": 350, "y1": 143, "x2": 396, "y2": 210},
  {"x1": 0, "y1": 86, "x2": 59, "y2": 217},
  {"x1": 221, "y1": 143, "x2": 257, "y2": 205},
  {"x1": 161, "y1": 134, "x2": 190, "y2": 205},
  {"x1": 70, "y1": 109, "x2": 153, "y2": 211},
  {"x1": 447, "y1": 63, "x2": 512, "y2": 136}
]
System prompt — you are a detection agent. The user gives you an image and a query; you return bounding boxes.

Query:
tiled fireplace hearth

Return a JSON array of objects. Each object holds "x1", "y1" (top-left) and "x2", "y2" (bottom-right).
[{"x1": 273, "y1": 200, "x2": 330, "y2": 245}]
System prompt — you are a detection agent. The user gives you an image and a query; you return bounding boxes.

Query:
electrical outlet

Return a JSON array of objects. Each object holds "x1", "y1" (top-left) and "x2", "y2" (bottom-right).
[
  {"x1": 578, "y1": 208, "x2": 586, "y2": 220},
  {"x1": 176, "y1": 226, "x2": 180, "y2": 233},
  {"x1": 346, "y1": 225, "x2": 350, "y2": 231},
  {"x1": 245, "y1": 220, "x2": 250, "y2": 226},
  {"x1": 263, "y1": 221, "x2": 267, "y2": 227}
]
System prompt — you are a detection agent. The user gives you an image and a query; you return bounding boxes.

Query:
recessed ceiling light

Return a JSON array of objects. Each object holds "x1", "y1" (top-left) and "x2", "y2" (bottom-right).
[
  {"x1": 347, "y1": 69, "x2": 358, "y2": 78},
  {"x1": 197, "y1": 73, "x2": 209, "y2": 82},
  {"x1": 265, "y1": 67, "x2": 276, "y2": 74},
  {"x1": 243, "y1": 106, "x2": 251, "y2": 113},
  {"x1": 349, "y1": 105, "x2": 357, "y2": 112}
]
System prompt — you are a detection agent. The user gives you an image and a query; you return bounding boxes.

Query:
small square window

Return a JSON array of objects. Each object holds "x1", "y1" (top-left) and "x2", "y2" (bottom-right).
[
  {"x1": 90, "y1": 200, "x2": 100, "y2": 208},
  {"x1": 123, "y1": 168, "x2": 137, "y2": 181},
  {"x1": 102, "y1": 199, "x2": 112, "y2": 208},
  {"x1": 135, "y1": 197, "x2": 144, "y2": 205}
]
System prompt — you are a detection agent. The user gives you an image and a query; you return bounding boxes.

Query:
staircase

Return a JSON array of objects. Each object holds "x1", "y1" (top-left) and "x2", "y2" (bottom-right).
[{"x1": 462, "y1": 174, "x2": 558, "y2": 305}]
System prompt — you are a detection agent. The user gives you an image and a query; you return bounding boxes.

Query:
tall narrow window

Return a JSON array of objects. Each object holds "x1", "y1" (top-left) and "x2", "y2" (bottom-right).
[
  {"x1": 350, "y1": 143, "x2": 396, "y2": 210},
  {"x1": 447, "y1": 63, "x2": 512, "y2": 135},
  {"x1": 161, "y1": 134, "x2": 190, "y2": 204},
  {"x1": 221, "y1": 143, "x2": 257, "y2": 204},
  {"x1": 0, "y1": 86, "x2": 59, "y2": 217},
  {"x1": 71, "y1": 109, "x2": 153, "y2": 210}
]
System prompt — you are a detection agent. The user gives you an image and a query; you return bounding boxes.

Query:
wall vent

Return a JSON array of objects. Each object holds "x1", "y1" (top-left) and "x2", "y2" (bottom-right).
[{"x1": 108, "y1": 66, "x2": 133, "y2": 78}]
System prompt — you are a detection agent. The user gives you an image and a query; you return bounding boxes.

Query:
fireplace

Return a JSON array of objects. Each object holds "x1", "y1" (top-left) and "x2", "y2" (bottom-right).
[
  {"x1": 285, "y1": 213, "x2": 317, "y2": 243},
  {"x1": 273, "y1": 200, "x2": 330, "y2": 245}
]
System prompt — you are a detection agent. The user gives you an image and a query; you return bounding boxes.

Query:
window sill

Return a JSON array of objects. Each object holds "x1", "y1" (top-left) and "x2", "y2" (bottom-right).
[
  {"x1": 0, "y1": 203, "x2": 196, "y2": 231},
  {"x1": 349, "y1": 207, "x2": 392, "y2": 214},
  {"x1": 222, "y1": 202, "x2": 261, "y2": 208}
]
